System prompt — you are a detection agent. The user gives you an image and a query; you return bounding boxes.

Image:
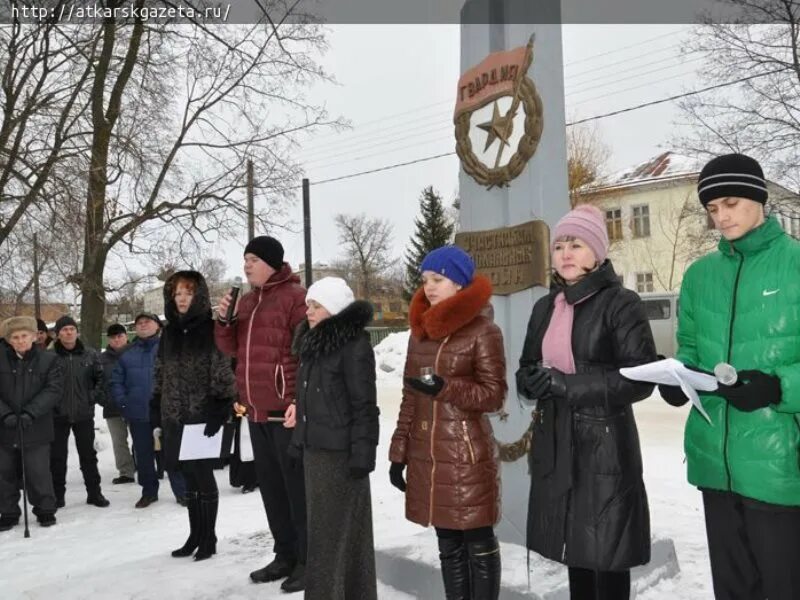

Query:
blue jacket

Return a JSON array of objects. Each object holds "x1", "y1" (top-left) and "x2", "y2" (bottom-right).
[{"x1": 110, "y1": 335, "x2": 160, "y2": 422}]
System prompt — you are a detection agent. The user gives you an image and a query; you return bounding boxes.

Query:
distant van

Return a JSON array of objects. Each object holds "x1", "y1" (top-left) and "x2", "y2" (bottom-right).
[{"x1": 639, "y1": 291, "x2": 679, "y2": 357}]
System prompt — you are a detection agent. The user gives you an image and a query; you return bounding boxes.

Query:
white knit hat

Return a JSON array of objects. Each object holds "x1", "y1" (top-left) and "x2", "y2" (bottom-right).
[{"x1": 306, "y1": 277, "x2": 355, "y2": 316}]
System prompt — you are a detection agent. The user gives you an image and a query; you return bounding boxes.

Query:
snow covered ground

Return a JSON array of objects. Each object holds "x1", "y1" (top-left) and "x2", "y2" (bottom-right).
[{"x1": 0, "y1": 334, "x2": 713, "y2": 599}]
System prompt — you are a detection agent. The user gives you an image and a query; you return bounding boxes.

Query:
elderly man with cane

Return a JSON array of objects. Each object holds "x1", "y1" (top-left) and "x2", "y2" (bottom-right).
[{"x1": 0, "y1": 317, "x2": 63, "y2": 532}]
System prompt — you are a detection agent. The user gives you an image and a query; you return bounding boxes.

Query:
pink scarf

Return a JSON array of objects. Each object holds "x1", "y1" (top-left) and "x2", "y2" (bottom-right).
[{"x1": 541, "y1": 292, "x2": 576, "y2": 375}]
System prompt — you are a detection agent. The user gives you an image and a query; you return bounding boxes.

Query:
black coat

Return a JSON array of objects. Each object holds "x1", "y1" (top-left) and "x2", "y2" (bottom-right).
[
  {"x1": 101, "y1": 345, "x2": 125, "y2": 419},
  {"x1": 517, "y1": 261, "x2": 657, "y2": 571},
  {"x1": 0, "y1": 343, "x2": 63, "y2": 448},
  {"x1": 291, "y1": 300, "x2": 379, "y2": 473},
  {"x1": 52, "y1": 339, "x2": 106, "y2": 423}
]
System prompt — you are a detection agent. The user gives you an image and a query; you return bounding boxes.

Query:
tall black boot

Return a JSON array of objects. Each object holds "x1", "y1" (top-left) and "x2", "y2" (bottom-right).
[
  {"x1": 438, "y1": 536, "x2": 471, "y2": 600},
  {"x1": 466, "y1": 536, "x2": 501, "y2": 600},
  {"x1": 194, "y1": 491, "x2": 218, "y2": 561},
  {"x1": 171, "y1": 492, "x2": 200, "y2": 557}
]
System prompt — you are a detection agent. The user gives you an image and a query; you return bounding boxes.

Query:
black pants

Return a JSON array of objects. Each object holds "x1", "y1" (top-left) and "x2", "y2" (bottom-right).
[
  {"x1": 703, "y1": 489, "x2": 800, "y2": 600},
  {"x1": 181, "y1": 459, "x2": 218, "y2": 495},
  {"x1": 50, "y1": 418, "x2": 101, "y2": 499},
  {"x1": 229, "y1": 419, "x2": 257, "y2": 488},
  {"x1": 567, "y1": 567, "x2": 630, "y2": 600},
  {"x1": 435, "y1": 526, "x2": 495, "y2": 543},
  {"x1": 0, "y1": 443, "x2": 56, "y2": 516},
  {"x1": 250, "y1": 420, "x2": 307, "y2": 564}
]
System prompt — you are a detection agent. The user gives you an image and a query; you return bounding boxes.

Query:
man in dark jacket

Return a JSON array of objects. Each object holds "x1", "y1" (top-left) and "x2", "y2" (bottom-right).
[
  {"x1": 35, "y1": 318, "x2": 52, "y2": 350},
  {"x1": 111, "y1": 313, "x2": 186, "y2": 508},
  {"x1": 50, "y1": 315, "x2": 109, "y2": 508},
  {"x1": 0, "y1": 317, "x2": 63, "y2": 530},
  {"x1": 102, "y1": 323, "x2": 135, "y2": 485},
  {"x1": 216, "y1": 235, "x2": 308, "y2": 592}
]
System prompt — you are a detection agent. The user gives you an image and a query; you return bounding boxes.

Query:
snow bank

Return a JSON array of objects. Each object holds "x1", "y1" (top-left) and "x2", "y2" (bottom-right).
[{"x1": 373, "y1": 330, "x2": 409, "y2": 387}]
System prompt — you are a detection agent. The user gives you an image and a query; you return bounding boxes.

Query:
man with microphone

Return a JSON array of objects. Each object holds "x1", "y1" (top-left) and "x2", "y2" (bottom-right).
[{"x1": 215, "y1": 235, "x2": 308, "y2": 593}]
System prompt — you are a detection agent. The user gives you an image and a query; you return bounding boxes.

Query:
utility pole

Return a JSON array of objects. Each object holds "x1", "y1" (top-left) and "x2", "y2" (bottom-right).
[
  {"x1": 247, "y1": 159, "x2": 255, "y2": 240},
  {"x1": 303, "y1": 178, "x2": 312, "y2": 287},
  {"x1": 33, "y1": 233, "x2": 41, "y2": 319}
]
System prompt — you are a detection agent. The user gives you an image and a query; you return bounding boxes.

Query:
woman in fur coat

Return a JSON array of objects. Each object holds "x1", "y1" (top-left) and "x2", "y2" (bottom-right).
[
  {"x1": 290, "y1": 277, "x2": 380, "y2": 600},
  {"x1": 151, "y1": 270, "x2": 237, "y2": 561},
  {"x1": 389, "y1": 245, "x2": 508, "y2": 600}
]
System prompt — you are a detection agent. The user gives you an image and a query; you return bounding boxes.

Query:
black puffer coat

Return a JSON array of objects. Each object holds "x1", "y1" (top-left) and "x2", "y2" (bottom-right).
[
  {"x1": 0, "y1": 342, "x2": 63, "y2": 447},
  {"x1": 517, "y1": 261, "x2": 657, "y2": 571},
  {"x1": 291, "y1": 301, "x2": 379, "y2": 473},
  {"x1": 101, "y1": 345, "x2": 125, "y2": 419},
  {"x1": 52, "y1": 339, "x2": 106, "y2": 423},
  {"x1": 151, "y1": 271, "x2": 237, "y2": 470}
]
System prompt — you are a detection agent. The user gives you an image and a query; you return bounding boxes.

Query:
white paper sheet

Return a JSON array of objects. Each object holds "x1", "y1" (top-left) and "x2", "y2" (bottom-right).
[
  {"x1": 620, "y1": 358, "x2": 716, "y2": 424},
  {"x1": 179, "y1": 423, "x2": 224, "y2": 461},
  {"x1": 239, "y1": 418, "x2": 254, "y2": 462}
]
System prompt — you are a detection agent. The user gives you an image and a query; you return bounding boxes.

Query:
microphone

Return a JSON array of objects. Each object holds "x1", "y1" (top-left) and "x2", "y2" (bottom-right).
[{"x1": 226, "y1": 277, "x2": 242, "y2": 322}]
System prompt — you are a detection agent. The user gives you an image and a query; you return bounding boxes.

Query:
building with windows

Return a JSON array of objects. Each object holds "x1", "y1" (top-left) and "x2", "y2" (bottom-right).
[{"x1": 574, "y1": 151, "x2": 800, "y2": 293}]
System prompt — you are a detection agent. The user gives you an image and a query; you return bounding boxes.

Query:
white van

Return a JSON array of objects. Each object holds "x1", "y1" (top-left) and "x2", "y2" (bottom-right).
[{"x1": 639, "y1": 291, "x2": 679, "y2": 358}]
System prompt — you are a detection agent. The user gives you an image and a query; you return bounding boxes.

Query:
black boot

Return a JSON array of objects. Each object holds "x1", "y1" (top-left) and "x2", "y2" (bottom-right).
[
  {"x1": 466, "y1": 536, "x2": 501, "y2": 600},
  {"x1": 438, "y1": 536, "x2": 470, "y2": 600},
  {"x1": 171, "y1": 492, "x2": 200, "y2": 557},
  {"x1": 194, "y1": 491, "x2": 218, "y2": 561}
]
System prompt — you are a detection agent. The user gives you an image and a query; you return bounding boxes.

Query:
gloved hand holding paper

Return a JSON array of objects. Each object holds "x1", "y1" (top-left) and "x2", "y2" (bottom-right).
[{"x1": 620, "y1": 358, "x2": 716, "y2": 424}]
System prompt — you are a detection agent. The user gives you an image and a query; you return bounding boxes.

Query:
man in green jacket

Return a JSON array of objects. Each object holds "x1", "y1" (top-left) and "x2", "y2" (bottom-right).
[{"x1": 659, "y1": 153, "x2": 800, "y2": 600}]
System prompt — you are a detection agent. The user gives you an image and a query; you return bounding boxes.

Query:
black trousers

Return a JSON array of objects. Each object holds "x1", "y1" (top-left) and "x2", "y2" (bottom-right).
[
  {"x1": 703, "y1": 489, "x2": 800, "y2": 600},
  {"x1": 181, "y1": 459, "x2": 218, "y2": 495},
  {"x1": 50, "y1": 418, "x2": 101, "y2": 499},
  {"x1": 567, "y1": 567, "x2": 630, "y2": 600},
  {"x1": 250, "y1": 421, "x2": 307, "y2": 564},
  {"x1": 0, "y1": 443, "x2": 56, "y2": 516}
]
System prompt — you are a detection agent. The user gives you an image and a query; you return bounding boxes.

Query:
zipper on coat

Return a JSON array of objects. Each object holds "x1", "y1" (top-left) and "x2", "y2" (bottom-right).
[
  {"x1": 428, "y1": 335, "x2": 450, "y2": 526},
  {"x1": 462, "y1": 420, "x2": 476, "y2": 464},
  {"x1": 723, "y1": 248, "x2": 744, "y2": 491},
  {"x1": 244, "y1": 288, "x2": 265, "y2": 422}
]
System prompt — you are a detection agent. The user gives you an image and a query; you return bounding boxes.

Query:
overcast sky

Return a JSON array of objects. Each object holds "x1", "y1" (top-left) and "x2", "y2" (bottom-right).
[{"x1": 202, "y1": 24, "x2": 699, "y2": 281}]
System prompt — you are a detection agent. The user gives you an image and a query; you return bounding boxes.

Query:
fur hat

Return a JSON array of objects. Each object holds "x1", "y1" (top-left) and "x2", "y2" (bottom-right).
[
  {"x1": 419, "y1": 246, "x2": 475, "y2": 288},
  {"x1": 306, "y1": 277, "x2": 355, "y2": 316},
  {"x1": 551, "y1": 204, "x2": 609, "y2": 263},
  {"x1": 697, "y1": 153, "x2": 768, "y2": 206},
  {"x1": 1, "y1": 316, "x2": 38, "y2": 339}
]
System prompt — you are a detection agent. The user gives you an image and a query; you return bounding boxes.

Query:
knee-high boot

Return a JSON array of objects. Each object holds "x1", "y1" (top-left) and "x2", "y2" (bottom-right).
[
  {"x1": 438, "y1": 536, "x2": 471, "y2": 600},
  {"x1": 194, "y1": 491, "x2": 218, "y2": 561},
  {"x1": 171, "y1": 491, "x2": 200, "y2": 557},
  {"x1": 466, "y1": 535, "x2": 501, "y2": 600}
]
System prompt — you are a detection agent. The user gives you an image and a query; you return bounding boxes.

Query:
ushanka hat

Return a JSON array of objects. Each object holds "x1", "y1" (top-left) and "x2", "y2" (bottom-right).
[{"x1": 697, "y1": 153, "x2": 768, "y2": 206}]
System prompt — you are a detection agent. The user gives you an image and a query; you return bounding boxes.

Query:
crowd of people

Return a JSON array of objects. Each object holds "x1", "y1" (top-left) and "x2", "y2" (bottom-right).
[{"x1": 0, "y1": 152, "x2": 797, "y2": 600}]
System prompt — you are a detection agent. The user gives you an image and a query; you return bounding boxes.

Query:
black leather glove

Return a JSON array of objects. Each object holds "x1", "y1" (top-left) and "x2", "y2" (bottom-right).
[
  {"x1": 389, "y1": 462, "x2": 407, "y2": 492},
  {"x1": 718, "y1": 370, "x2": 781, "y2": 412},
  {"x1": 3, "y1": 414, "x2": 18, "y2": 429},
  {"x1": 520, "y1": 367, "x2": 567, "y2": 400},
  {"x1": 405, "y1": 375, "x2": 444, "y2": 396},
  {"x1": 19, "y1": 413, "x2": 33, "y2": 430},
  {"x1": 658, "y1": 384, "x2": 690, "y2": 407},
  {"x1": 203, "y1": 412, "x2": 226, "y2": 438},
  {"x1": 350, "y1": 466, "x2": 371, "y2": 480}
]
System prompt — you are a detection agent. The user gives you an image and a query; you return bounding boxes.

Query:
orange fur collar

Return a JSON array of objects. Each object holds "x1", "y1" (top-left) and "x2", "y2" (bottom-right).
[{"x1": 409, "y1": 275, "x2": 493, "y2": 341}]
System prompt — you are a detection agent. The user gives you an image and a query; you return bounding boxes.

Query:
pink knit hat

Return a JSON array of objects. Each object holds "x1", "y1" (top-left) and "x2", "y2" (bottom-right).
[{"x1": 550, "y1": 204, "x2": 609, "y2": 263}]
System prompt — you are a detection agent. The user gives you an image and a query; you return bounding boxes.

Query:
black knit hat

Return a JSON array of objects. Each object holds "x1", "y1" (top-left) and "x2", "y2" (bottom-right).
[
  {"x1": 107, "y1": 323, "x2": 127, "y2": 337},
  {"x1": 55, "y1": 315, "x2": 78, "y2": 333},
  {"x1": 697, "y1": 153, "x2": 768, "y2": 207},
  {"x1": 36, "y1": 318, "x2": 48, "y2": 334},
  {"x1": 244, "y1": 235, "x2": 284, "y2": 270}
]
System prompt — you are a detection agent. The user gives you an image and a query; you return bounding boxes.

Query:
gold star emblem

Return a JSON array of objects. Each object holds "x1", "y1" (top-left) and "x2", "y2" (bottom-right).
[{"x1": 476, "y1": 101, "x2": 515, "y2": 153}]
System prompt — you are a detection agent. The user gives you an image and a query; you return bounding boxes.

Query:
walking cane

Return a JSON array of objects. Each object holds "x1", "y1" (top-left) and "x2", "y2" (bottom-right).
[{"x1": 18, "y1": 418, "x2": 30, "y2": 538}]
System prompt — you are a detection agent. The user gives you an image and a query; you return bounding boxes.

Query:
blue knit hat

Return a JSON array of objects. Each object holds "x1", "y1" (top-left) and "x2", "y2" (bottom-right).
[{"x1": 419, "y1": 246, "x2": 475, "y2": 287}]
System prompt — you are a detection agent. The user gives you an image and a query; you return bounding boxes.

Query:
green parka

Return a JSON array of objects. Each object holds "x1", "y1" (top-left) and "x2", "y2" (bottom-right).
[{"x1": 676, "y1": 216, "x2": 800, "y2": 506}]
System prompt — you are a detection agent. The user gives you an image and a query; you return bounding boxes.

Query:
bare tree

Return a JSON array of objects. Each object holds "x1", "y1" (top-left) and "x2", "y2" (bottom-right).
[
  {"x1": 567, "y1": 122, "x2": 611, "y2": 207},
  {"x1": 334, "y1": 213, "x2": 394, "y2": 301}
]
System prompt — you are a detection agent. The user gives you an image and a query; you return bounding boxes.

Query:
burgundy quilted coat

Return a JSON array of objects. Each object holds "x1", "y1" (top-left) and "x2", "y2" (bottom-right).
[
  {"x1": 389, "y1": 275, "x2": 507, "y2": 530},
  {"x1": 215, "y1": 263, "x2": 307, "y2": 422}
]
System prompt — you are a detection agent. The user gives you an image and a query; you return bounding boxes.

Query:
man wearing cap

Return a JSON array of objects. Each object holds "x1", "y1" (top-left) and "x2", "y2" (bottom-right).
[
  {"x1": 35, "y1": 318, "x2": 51, "y2": 350},
  {"x1": 110, "y1": 313, "x2": 186, "y2": 508},
  {"x1": 216, "y1": 235, "x2": 308, "y2": 592},
  {"x1": 50, "y1": 315, "x2": 109, "y2": 508},
  {"x1": 658, "y1": 153, "x2": 800, "y2": 599},
  {"x1": 0, "y1": 317, "x2": 63, "y2": 530},
  {"x1": 102, "y1": 323, "x2": 135, "y2": 485}
]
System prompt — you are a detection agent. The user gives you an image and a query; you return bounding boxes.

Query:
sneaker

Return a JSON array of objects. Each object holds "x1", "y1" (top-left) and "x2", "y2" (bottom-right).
[
  {"x1": 86, "y1": 493, "x2": 110, "y2": 508},
  {"x1": 135, "y1": 495, "x2": 158, "y2": 509},
  {"x1": 37, "y1": 513, "x2": 56, "y2": 527},
  {"x1": 0, "y1": 514, "x2": 19, "y2": 531},
  {"x1": 250, "y1": 556, "x2": 295, "y2": 583},
  {"x1": 280, "y1": 563, "x2": 305, "y2": 593},
  {"x1": 112, "y1": 475, "x2": 135, "y2": 485}
]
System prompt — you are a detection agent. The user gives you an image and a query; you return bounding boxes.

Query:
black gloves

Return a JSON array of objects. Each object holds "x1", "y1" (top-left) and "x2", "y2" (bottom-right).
[
  {"x1": 203, "y1": 412, "x2": 226, "y2": 437},
  {"x1": 3, "y1": 413, "x2": 32, "y2": 430},
  {"x1": 405, "y1": 375, "x2": 444, "y2": 396},
  {"x1": 350, "y1": 466, "x2": 371, "y2": 480},
  {"x1": 19, "y1": 413, "x2": 33, "y2": 430},
  {"x1": 718, "y1": 370, "x2": 781, "y2": 412},
  {"x1": 389, "y1": 462, "x2": 407, "y2": 492},
  {"x1": 518, "y1": 367, "x2": 567, "y2": 401},
  {"x1": 658, "y1": 384, "x2": 690, "y2": 407}
]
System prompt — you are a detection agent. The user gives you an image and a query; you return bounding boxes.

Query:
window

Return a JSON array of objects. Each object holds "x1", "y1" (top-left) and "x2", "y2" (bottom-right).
[
  {"x1": 605, "y1": 208, "x2": 623, "y2": 241},
  {"x1": 636, "y1": 272, "x2": 654, "y2": 293},
  {"x1": 632, "y1": 204, "x2": 650, "y2": 238},
  {"x1": 389, "y1": 302, "x2": 402, "y2": 312},
  {"x1": 642, "y1": 299, "x2": 670, "y2": 320}
]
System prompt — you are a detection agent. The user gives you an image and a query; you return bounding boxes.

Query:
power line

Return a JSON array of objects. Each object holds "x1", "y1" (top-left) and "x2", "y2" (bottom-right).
[{"x1": 309, "y1": 152, "x2": 457, "y2": 187}]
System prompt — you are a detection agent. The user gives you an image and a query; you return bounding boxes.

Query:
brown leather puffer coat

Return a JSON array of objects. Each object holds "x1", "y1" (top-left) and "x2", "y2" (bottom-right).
[{"x1": 389, "y1": 275, "x2": 507, "y2": 530}]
